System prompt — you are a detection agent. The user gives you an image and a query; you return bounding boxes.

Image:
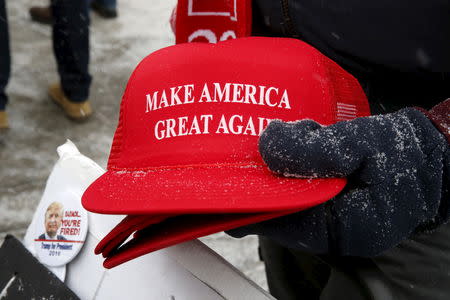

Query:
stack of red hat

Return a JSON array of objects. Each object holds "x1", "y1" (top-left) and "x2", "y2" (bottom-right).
[{"x1": 82, "y1": 37, "x2": 370, "y2": 269}]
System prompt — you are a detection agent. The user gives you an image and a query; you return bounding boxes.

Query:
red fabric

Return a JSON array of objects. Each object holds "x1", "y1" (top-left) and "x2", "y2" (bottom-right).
[
  {"x1": 416, "y1": 99, "x2": 450, "y2": 143},
  {"x1": 81, "y1": 37, "x2": 371, "y2": 268},
  {"x1": 95, "y1": 215, "x2": 172, "y2": 257},
  {"x1": 173, "y1": 0, "x2": 252, "y2": 44},
  {"x1": 85, "y1": 166, "x2": 346, "y2": 215},
  {"x1": 82, "y1": 37, "x2": 370, "y2": 215},
  {"x1": 102, "y1": 209, "x2": 301, "y2": 269}
]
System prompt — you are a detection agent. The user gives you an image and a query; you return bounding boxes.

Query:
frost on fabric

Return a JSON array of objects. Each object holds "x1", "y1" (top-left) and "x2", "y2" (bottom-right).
[{"x1": 258, "y1": 108, "x2": 447, "y2": 256}]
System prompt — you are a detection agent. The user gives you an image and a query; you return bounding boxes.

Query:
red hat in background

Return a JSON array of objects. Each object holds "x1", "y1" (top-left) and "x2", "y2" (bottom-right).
[{"x1": 82, "y1": 37, "x2": 370, "y2": 216}]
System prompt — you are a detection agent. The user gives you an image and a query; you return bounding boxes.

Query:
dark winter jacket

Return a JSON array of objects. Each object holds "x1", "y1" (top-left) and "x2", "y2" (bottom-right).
[
  {"x1": 229, "y1": 1, "x2": 450, "y2": 299},
  {"x1": 252, "y1": 0, "x2": 450, "y2": 114}
]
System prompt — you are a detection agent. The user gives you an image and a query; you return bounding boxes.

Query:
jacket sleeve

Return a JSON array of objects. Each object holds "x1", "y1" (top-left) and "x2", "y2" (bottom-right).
[{"x1": 416, "y1": 99, "x2": 450, "y2": 143}]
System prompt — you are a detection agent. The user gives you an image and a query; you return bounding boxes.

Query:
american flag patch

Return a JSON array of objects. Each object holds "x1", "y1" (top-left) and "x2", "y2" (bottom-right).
[{"x1": 336, "y1": 102, "x2": 358, "y2": 121}]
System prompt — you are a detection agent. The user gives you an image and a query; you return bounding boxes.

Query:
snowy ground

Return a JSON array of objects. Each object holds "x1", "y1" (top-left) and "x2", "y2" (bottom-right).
[{"x1": 0, "y1": 0, "x2": 267, "y2": 290}]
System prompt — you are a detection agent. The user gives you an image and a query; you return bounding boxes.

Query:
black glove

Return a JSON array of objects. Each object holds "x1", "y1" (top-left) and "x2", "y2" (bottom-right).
[{"x1": 227, "y1": 107, "x2": 449, "y2": 257}]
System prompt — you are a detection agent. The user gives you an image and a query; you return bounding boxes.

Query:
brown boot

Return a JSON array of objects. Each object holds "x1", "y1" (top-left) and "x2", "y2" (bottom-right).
[
  {"x1": 29, "y1": 6, "x2": 53, "y2": 25},
  {"x1": 48, "y1": 83, "x2": 93, "y2": 122},
  {"x1": 0, "y1": 111, "x2": 9, "y2": 130}
]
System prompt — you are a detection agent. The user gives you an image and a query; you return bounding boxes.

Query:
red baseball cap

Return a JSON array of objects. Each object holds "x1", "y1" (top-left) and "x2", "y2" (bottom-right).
[{"x1": 82, "y1": 37, "x2": 370, "y2": 215}]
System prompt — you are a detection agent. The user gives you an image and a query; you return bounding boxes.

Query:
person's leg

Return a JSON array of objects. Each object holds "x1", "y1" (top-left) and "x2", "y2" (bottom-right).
[
  {"x1": 0, "y1": 0, "x2": 10, "y2": 112},
  {"x1": 259, "y1": 236, "x2": 330, "y2": 300},
  {"x1": 51, "y1": 0, "x2": 91, "y2": 103}
]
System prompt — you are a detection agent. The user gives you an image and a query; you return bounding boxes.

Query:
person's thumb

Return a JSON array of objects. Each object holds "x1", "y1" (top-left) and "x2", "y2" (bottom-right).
[{"x1": 258, "y1": 119, "x2": 365, "y2": 178}]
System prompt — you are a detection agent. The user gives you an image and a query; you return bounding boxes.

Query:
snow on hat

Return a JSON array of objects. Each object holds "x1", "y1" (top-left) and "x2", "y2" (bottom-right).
[{"x1": 82, "y1": 37, "x2": 370, "y2": 215}]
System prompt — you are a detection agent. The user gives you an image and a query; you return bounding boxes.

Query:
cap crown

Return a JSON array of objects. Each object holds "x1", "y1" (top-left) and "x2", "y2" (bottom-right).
[{"x1": 108, "y1": 37, "x2": 369, "y2": 170}]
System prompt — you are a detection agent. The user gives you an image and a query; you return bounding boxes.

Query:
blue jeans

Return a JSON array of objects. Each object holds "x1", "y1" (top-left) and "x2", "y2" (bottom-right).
[
  {"x1": 51, "y1": 0, "x2": 92, "y2": 102},
  {"x1": 0, "y1": 0, "x2": 92, "y2": 109}
]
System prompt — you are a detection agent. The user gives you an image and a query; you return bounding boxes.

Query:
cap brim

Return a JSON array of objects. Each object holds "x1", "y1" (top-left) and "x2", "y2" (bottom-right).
[{"x1": 82, "y1": 165, "x2": 346, "y2": 214}]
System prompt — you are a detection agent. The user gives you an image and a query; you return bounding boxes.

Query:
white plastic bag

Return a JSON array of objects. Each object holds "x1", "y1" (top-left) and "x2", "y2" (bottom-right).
[{"x1": 23, "y1": 140, "x2": 273, "y2": 300}]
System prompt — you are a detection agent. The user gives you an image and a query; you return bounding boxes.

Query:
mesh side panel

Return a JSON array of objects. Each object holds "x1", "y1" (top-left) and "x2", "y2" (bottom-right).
[
  {"x1": 321, "y1": 55, "x2": 371, "y2": 122},
  {"x1": 107, "y1": 56, "x2": 153, "y2": 169}
]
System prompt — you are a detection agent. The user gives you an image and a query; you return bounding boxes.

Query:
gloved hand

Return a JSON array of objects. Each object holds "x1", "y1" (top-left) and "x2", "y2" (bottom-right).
[{"x1": 228, "y1": 106, "x2": 449, "y2": 257}]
